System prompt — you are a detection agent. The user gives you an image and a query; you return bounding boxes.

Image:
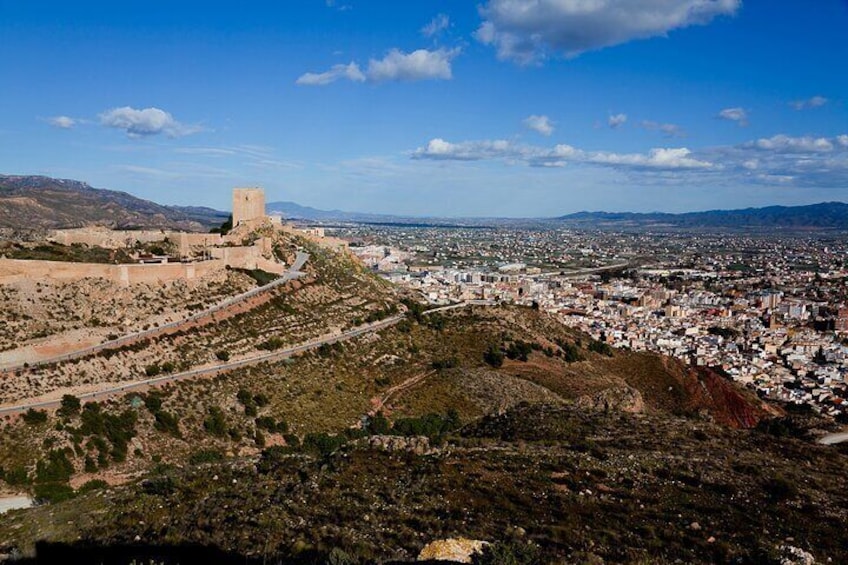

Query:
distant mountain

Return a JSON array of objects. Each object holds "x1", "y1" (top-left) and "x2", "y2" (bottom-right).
[
  {"x1": 0, "y1": 175, "x2": 224, "y2": 231},
  {"x1": 558, "y1": 202, "x2": 848, "y2": 229}
]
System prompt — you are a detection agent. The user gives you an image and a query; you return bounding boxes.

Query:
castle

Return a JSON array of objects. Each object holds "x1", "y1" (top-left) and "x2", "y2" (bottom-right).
[{"x1": 0, "y1": 188, "x2": 306, "y2": 286}]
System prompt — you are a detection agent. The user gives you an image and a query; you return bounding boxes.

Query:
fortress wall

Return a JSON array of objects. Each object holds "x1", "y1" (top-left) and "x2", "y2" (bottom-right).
[
  {"x1": 0, "y1": 258, "x2": 225, "y2": 286},
  {"x1": 232, "y1": 188, "x2": 265, "y2": 226},
  {"x1": 120, "y1": 260, "x2": 225, "y2": 285}
]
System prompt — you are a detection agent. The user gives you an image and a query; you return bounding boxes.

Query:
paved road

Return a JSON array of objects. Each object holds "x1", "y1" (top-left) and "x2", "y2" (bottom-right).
[
  {"x1": 0, "y1": 251, "x2": 309, "y2": 373},
  {"x1": 0, "y1": 313, "x2": 404, "y2": 416}
]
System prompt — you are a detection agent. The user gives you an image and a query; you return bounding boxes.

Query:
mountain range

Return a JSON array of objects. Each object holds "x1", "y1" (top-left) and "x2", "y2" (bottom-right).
[
  {"x1": 3, "y1": 174, "x2": 848, "y2": 231},
  {"x1": 0, "y1": 175, "x2": 227, "y2": 231}
]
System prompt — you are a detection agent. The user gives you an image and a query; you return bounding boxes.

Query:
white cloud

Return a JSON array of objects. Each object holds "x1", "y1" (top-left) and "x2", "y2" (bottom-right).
[
  {"x1": 366, "y1": 48, "x2": 458, "y2": 82},
  {"x1": 46, "y1": 116, "x2": 77, "y2": 129},
  {"x1": 422, "y1": 14, "x2": 450, "y2": 37},
  {"x1": 608, "y1": 113, "x2": 628, "y2": 129},
  {"x1": 475, "y1": 0, "x2": 740, "y2": 64},
  {"x1": 641, "y1": 120, "x2": 685, "y2": 138},
  {"x1": 523, "y1": 114, "x2": 554, "y2": 136},
  {"x1": 297, "y1": 48, "x2": 459, "y2": 86},
  {"x1": 412, "y1": 138, "x2": 713, "y2": 171},
  {"x1": 412, "y1": 131, "x2": 848, "y2": 188},
  {"x1": 717, "y1": 107, "x2": 748, "y2": 126},
  {"x1": 744, "y1": 134, "x2": 838, "y2": 153},
  {"x1": 99, "y1": 106, "x2": 202, "y2": 138},
  {"x1": 295, "y1": 62, "x2": 366, "y2": 86},
  {"x1": 790, "y1": 95, "x2": 828, "y2": 110}
]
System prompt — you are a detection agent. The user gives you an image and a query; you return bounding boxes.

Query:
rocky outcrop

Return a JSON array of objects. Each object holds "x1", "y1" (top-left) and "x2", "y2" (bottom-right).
[
  {"x1": 363, "y1": 435, "x2": 432, "y2": 455},
  {"x1": 577, "y1": 385, "x2": 645, "y2": 413},
  {"x1": 418, "y1": 538, "x2": 488, "y2": 563}
]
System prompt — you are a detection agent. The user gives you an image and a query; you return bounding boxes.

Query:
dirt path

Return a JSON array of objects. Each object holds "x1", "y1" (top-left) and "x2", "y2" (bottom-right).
[{"x1": 369, "y1": 370, "x2": 435, "y2": 416}]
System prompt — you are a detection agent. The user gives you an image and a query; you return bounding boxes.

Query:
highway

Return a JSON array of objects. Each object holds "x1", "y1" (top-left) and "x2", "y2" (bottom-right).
[
  {"x1": 0, "y1": 312, "x2": 404, "y2": 416},
  {"x1": 0, "y1": 251, "x2": 310, "y2": 373}
]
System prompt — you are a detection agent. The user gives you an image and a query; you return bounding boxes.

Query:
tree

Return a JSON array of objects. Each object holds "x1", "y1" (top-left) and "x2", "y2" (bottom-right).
[
  {"x1": 58, "y1": 394, "x2": 81, "y2": 418},
  {"x1": 483, "y1": 344, "x2": 504, "y2": 368}
]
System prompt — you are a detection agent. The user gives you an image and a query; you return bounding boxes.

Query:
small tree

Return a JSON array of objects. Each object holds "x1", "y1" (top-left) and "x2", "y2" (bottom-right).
[{"x1": 58, "y1": 394, "x2": 82, "y2": 418}]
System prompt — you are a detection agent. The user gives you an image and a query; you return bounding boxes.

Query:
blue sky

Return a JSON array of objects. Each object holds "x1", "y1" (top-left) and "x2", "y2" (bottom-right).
[{"x1": 1, "y1": 0, "x2": 847, "y2": 216}]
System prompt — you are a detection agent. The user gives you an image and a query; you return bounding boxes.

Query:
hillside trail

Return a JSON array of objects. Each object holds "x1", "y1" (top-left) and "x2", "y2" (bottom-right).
[{"x1": 368, "y1": 370, "x2": 435, "y2": 416}]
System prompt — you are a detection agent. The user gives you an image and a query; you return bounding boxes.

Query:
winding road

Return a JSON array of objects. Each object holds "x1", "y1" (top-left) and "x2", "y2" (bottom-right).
[
  {"x1": 0, "y1": 312, "x2": 404, "y2": 416},
  {"x1": 0, "y1": 251, "x2": 310, "y2": 373}
]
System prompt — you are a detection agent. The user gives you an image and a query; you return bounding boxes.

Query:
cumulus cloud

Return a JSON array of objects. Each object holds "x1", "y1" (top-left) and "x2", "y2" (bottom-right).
[
  {"x1": 412, "y1": 132, "x2": 848, "y2": 188},
  {"x1": 297, "y1": 48, "x2": 459, "y2": 85},
  {"x1": 641, "y1": 120, "x2": 685, "y2": 138},
  {"x1": 523, "y1": 115, "x2": 554, "y2": 136},
  {"x1": 608, "y1": 113, "x2": 628, "y2": 129},
  {"x1": 422, "y1": 14, "x2": 450, "y2": 37},
  {"x1": 412, "y1": 138, "x2": 713, "y2": 170},
  {"x1": 99, "y1": 106, "x2": 202, "y2": 138},
  {"x1": 790, "y1": 95, "x2": 828, "y2": 110},
  {"x1": 717, "y1": 107, "x2": 748, "y2": 126},
  {"x1": 475, "y1": 0, "x2": 740, "y2": 64},
  {"x1": 46, "y1": 116, "x2": 78, "y2": 129},
  {"x1": 366, "y1": 48, "x2": 459, "y2": 82},
  {"x1": 745, "y1": 134, "x2": 835, "y2": 153},
  {"x1": 295, "y1": 62, "x2": 365, "y2": 86}
]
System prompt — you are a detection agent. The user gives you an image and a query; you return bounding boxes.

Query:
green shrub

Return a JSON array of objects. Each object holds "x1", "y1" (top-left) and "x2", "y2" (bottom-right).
[
  {"x1": 203, "y1": 406, "x2": 228, "y2": 437},
  {"x1": 215, "y1": 350, "x2": 231, "y2": 362},
  {"x1": 153, "y1": 410, "x2": 182, "y2": 438},
  {"x1": 302, "y1": 432, "x2": 347, "y2": 457},
  {"x1": 57, "y1": 394, "x2": 81, "y2": 418},
  {"x1": 77, "y1": 479, "x2": 108, "y2": 494},
  {"x1": 145, "y1": 364, "x2": 161, "y2": 377},
  {"x1": 22, "y1": 408, "x2": 48, "y2": 425},
  {"x1": 33, "y1": 482, "x2": 75, "y2": 504},
  {"x1": 483, "y1": 344, "x2": 504, "y2": 368},
  {"x1": 188, "y1": 449, "x2": 224, "y2": 465}
]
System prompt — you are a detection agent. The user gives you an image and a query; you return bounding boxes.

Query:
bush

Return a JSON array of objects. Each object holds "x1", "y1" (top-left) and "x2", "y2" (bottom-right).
[
  {"x1": 215, "y1": 350, "x2": 231, "y2": 362},
  {"x1": 255, "y1": 416, "x2": 288, "y2": 434},
  {"x1": 561, "y1": 342, "x2": 584, "y2": 363},
  {"x1": 588, "y1": 340, "x2": 614, "y2": 357},
  {"x1": 302, "y1": 432, "x2": 347, "y2": 457},
  {"x1": 505, "y1": 341, "x2": 534, "y2": 362},
  {"x1": 35, "y1": 449, "x2": 74, "y2": 484},
  {"x1": 153, "y1": 410, "x2": 182, "y2": 438},
  {"x1": 4, "y1": 465, "x2": 30, "y2": 486},
  {"x1": 188, "y1": 449, "x2": 224, "y2": 465},
  {"x1": 22, "y1": 408, "x2": 48, "y2": 425},
  {"x1": 203, "y1": 406, "x2": 228, "y2": 437},
  {"x1": 392, "y1": 410, "x2": 461, "y2": 440},
  {"x1": 77, "y1": 479, "x2": 108, "y2": 494},
  {"x1": 144, "y1": 364, "x2": 161, "y2": 377},
  {"x1": 366, "y1": 412, "x2": 390, "y2": 435},
  {"x1": 33, "y1": 482, "x2": 75, "y2": 504},
  {"x1": 483, "y1": 344, "x2": 504, "y2": 368},
  {"x1": 57, "y1": 394, "x2": 81, "y2": 418},
  {"x1": 471, "y1": 540, "x2": 540, "y2": 565},
  {"x1": 431, "y1": 356, "x2": 460, "y2": 370}
]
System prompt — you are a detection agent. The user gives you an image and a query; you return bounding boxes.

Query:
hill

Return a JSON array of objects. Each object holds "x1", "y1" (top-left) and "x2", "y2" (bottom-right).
[
  {"x1": 3, "y1": 293, "x2": 842, "y2": 563},
  {"x1": 0, "y1": 175, "x2": 223, "y2": 231},
  {"x1": 558, "y1": 202, "x2": 848, "y2": 230}
]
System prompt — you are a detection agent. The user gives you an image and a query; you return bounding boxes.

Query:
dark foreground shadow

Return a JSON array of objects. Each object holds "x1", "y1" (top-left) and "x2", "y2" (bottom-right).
[{"x1": 12, "y1": 541, "x2": 456, "y2": 564}]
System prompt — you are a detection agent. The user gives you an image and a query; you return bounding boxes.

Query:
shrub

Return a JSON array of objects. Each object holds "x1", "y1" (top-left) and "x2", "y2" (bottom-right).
[
  {"x1": 432, "y1": 356, "x2": 460, "y2": 370},
  {"x1": 33, "y1": 482, "x2": 75, "y2": 504},
  {"x1": 215, "y1": 350, "x2": 231, "y2": 362},
  {"x1": 471, "y1": 540, "x2": 540, "y2": 565},
  {"x1": 153, "y1": 410, "x2": 182, "y2": 438},
  {"x1": 57, "y1": 394, "x2": 81, "y2": 418},
  {"x1": 203, "y1": 406, "x2": 228, "y2": 437},
  {"x1": 483, "y1": 344, "x2": 504, "y2": 368},
  {"x1": 302, "y1": 432, "x2": 346, "y2": 457},
  {"x1": 4, "y1": 465, "x2": 30, "y2": 486},
  {"x1": 588, "y1": 340, "x2": 614, "y2": 357},
  {"x1": 77, "y1": 479, "x2": 108, "y2": 494},
  {"x1": 144, "y1": 364, "x2": 161, "y2": 377},
  {"x1": 22, "y1": 408, "x2": 48, "y2": 425},
  {"x1": 188, "y1": 449, "x2": 224, "y2": 465},
  {"x1": 366, "y1": 412, "x2": 390, "y2": 435}
]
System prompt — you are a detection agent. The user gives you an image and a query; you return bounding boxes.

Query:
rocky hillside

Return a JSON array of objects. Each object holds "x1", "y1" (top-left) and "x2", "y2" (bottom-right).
[
  {"x1": 0, "y1": 175, "x2": 222, "y2": 231},
  {"x1": 2, "y1": 297, "x2": 837, "y2": 563}
]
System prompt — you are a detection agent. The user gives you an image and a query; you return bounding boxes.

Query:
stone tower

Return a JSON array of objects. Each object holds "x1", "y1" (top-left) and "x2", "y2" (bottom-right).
[{"x1": 232, "y1": 187, "x2": 265, "y2": 227}]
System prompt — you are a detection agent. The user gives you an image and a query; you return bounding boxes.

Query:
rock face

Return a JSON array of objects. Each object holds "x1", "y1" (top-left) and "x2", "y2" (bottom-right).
[
  {"x1": 418, "y1": 538, "x2": 488, "y2": 563},
  {"x1": 364, "y1": 435, "x2": 431, "y2": 455},
  {"x1": 577, "y1": 385, "x2": 645, "y2": 413}
]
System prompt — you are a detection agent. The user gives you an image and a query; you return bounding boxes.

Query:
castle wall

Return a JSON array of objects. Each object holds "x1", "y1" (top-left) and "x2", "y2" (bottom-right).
[{"x1": 0, "y1": 258, "x2": 224, "y2": 287}]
